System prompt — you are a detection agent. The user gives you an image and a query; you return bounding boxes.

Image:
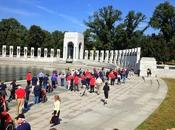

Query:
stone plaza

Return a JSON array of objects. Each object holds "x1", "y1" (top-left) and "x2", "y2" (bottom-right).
[{"x1": 0, "y1": 32, "x2": 175, "y2": 130}]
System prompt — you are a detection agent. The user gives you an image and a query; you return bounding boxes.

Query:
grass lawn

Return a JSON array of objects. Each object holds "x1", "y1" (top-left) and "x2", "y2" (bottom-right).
[{"x1": 136, "y1": 78, "x2": 175, "y2": 130}]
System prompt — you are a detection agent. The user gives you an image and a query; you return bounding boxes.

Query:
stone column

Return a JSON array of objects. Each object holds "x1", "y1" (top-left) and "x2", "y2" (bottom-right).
[
  {"x1": 37, "y1": 48, "x2": 41, "y2": 58},
  {"x1": 136, "y1": 47, "x2": 141, "y2": 64},
  {"x1": 100, "y1": 50, "x2": 104, "y2": 62},
  {"x1": 130, "y1": 49, "x2": 134, "y2": 68},
  {"x1": 17, "y1": 46, "x2": 21, "y2": 58},
  {"x1": 109, "y1": 50, "x2": 114, "y2": 64},
  {"x1": 31, "y1": 47, "x2": 34, "y2": 58},
  {"x1": 127, "y1": 49, "x2": 131, "y2": 67},
  {"x1": 134, "y1": 48, "x2": 137, "y2": 66},
  {"x1": 2, "y1": 45, "x2": 6, "y2": 57},
  {"x1": 24, "y1": 47, "x2": 27, "y2": 58},
  {"x1": 84, "y1": 50, "x2": 88, "y2": 60},
  {"x1": 50, "y1": 48, "x2": 54, "y2": 58},
  {"x1": 120, "y1": 50, "x2": 123, "y2": 66},
  {"x1": 95, "y1": 50, "x2": 99, "y2": 62},
  {"x1": 90, "y1": 50, "x2": 94, "y2": 61},
  {"x1": 9, "y1": 46, "x2": 13, "y2": 57},
  {"x1": 105, "y1": 50, "x2": 109, "y2": 63},
  {"x1": 57, "y1": 49, "x2": 60, "y2": 58},
  {"x1": 124, "y1": 50, "x2": 128, "y2": 67},
  {"x1": 114, "y1": 50, "x2": 118, "y2": 65},
  {"x1": 118, "y1": 50, "x2": 122, "y2": 66},
  {"x1": 44, "y1": 48, "x2": 48, "y2": 58}
]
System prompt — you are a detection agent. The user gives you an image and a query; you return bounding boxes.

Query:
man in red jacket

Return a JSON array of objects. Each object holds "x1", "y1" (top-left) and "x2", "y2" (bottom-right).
[
  {"x1": 90, "y1": 75, "x2": 96, "y2": 93},
  {"x1": 26, "y1": 72, "x2": 32, "y2": 86},
  {"x1": 15, "y1": 86, "x2": 26, "y2": 115}
]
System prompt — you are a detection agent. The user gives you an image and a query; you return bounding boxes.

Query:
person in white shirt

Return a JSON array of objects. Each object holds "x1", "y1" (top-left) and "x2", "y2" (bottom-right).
[{"x1": 50, "y1": 95, "x2": 61, "y2": 126}]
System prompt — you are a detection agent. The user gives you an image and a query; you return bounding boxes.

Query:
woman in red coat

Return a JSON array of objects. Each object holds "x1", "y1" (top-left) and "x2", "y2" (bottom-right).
[{"x1": 90, "y1": 75, "x2": 96, "y2": 93}]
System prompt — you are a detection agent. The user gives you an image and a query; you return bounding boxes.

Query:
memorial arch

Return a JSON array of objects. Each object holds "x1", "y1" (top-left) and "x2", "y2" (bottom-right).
[{"x1": 63, "y1": 32, "x2": 84, "y2": 62}]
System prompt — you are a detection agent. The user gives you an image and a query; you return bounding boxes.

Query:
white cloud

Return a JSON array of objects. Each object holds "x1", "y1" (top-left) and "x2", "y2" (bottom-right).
[
  {"x1": 36, "y1": 5, "x2": 56, "y2": 14},
  {"x1": 0, "y1": 6, "x2": 38, "y2": 16},
  {"x1": 58, "y1": 13, "x2": 85, "y2": 27}
]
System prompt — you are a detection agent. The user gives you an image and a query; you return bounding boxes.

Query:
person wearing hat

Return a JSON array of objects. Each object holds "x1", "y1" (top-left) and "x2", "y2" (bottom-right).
[
  {"x1": 15, "y1": 114, "x2": 31, "y2": 130},
  {"x1": 15, "y1": 86, "x2": 26, "y2": 115}
]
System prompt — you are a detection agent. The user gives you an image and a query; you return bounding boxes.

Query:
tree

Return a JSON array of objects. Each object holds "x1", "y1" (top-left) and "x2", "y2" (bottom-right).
[
  {"x1": 27, "y1": 25, "x2": 45, "y2": 55},
  {"x1": 51, "y1": 31, "x2": 64, "y2": 50},
  {"x1": 85, "y1": 5, "x2": 122, "y2": 50},
  {"x1": 0, "y1": 18, "x2": 27, "y2": 50},
  {"x1": 150, "y1": 1, "x2": 175, "y2": 41}
]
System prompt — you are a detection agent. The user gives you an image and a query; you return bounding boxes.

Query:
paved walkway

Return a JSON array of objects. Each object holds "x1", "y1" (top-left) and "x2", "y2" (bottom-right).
[{"x1": 8, "y1": 76, "x2": 167, "y2": 130}]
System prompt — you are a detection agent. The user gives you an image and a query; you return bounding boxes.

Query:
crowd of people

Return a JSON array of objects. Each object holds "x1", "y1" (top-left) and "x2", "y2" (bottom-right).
[{"x1": 0, "y1": 66, "x2": 134, "y2": 130}]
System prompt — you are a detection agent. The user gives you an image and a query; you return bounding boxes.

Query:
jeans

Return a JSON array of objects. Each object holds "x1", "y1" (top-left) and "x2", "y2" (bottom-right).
[
  {"x1": 24, "y1": 100, "x2": 29, "y2": 110},
  {"x1": 61, "y1": 79, "x2": 64, "y2": 86},
  {"x1": 34, "y1": 96, "x2": 40, "y2": 104},
  {"x1": 43, "y1": 82, "x2": 47, "y2": 89}
]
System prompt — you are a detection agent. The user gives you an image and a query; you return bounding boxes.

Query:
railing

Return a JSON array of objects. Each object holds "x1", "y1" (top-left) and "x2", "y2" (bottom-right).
[{"x1": 157, "y1": 65, "x2": 175, "y2": 71}]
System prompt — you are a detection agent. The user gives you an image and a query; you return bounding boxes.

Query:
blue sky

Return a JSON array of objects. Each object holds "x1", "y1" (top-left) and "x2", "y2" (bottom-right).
[{"x1": 0, "y1": 0, "x2": 175, "y2": 34}]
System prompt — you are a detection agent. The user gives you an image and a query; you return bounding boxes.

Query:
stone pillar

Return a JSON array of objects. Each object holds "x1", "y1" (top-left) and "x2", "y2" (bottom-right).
[
  {"x1": 50, "y1": 48, "x2": 54, "y2": 58},
  {"x1": 84, "y1": 50, "x2": 88, "y2": 60},
  {"x1": 9, "y1": 46, "x2": 13, "y2": 57},
  {"x1": 2, "y1": 45, "x2": 6, "y2": 57},
  {"x1": 130, "y1": 49, "x2": 135, "y2": 68},
  {"x1": 124, "y1": 50, "x2": 128, "y2": 67},
  {"x1": 37, "y1": 48, "x2": 41, "y2": 58},
  {"x1": 127, "y1": 49, "x2": 131, "y2": 67},
  {"x1": 24, "y1": 47, "x2": 27, "y2": 58},
  {"x1": 17, "y1": 46, "x2": 21, "y2": 58},
  {"x1": 95, "y1": 50, "x2": 99, "y2": 62},
  {"x1": 100, "y1": 50, "x2": 104, "y2": 62},
  {"x1": 31, "y1": 47, "x2": 34, "y2": 58},
  {"x1": 118, "y1": 50, "x2": 122, "y2": 66},
  {"x1": 57, "y1": 49, "x2": 60, "y2": 58},
  {"x1": 44, "y1": 48, "x2": 48, "y2": 58},
  {"x1": 114, "y1": 50, "x2": 118, "y2": 65},
  {"x1": 105, "y1": 50, "x2": 109, "y2": 63},
  {"x1": 136, "y1": 47, "x2": 141, "y2": 64},
  {"x1": 109, "y1": 50, "x2": 114, "y2": 64},
  {"x1": 134, "y1": 48, "x2": 137, "y2": 66},
  {"x1": 90, "y1": 50, "x2": 94, "y2": 61}
]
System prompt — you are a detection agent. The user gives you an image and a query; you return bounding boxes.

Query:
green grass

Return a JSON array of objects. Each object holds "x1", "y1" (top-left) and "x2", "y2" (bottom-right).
[{"x1": 136, "y1": 78, "x2": 175, "y2": 130}]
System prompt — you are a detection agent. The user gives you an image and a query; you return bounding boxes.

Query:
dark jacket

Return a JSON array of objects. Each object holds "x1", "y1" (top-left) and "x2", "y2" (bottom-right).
[{"x1": 103, "y1": 84, "x2": 110, "y2": 93}]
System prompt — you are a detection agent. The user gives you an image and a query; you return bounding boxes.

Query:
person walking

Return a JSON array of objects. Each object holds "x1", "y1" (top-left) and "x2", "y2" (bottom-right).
[
  {"x1": 103, "y1": 82, "x2": 110, "y2": 105},
  {"x1": 43, "y1": 74, "x2": 49, "y2": 90},
  {"x1": 0, "y1": 80, "x2": 7, "y2": 100},
  {"x1": 95, "y1": 76, "x2": 103, "y2": 95},
  {"x1": 15, "y1": 86, "x2": 26, "y2": 115},
  {"x1": 74, "y1": 75, "x2": 79, "y2": 91},
  {"x1": 50, "y1": 95, "x2": 61, "y2": 126},
  {"x1": 66, "y1": 74, "x2": 71, "y2": 90},
  {"x1": 90, "y1": 75, "x2": 96, "y2": 93},
  {"x1": 26, "y1": 72, "x2": 32, "y2": 86},
  {"x1": 33, "y1": 83, "x2": 41, "y2": 104},
  {"x1": 8, "y1": 80, "x2": 18, "y2": 102},
  {"x1": 60, "y1": 73, "x2": 65, "y2": 87},
  {"x1": 51, "y1": 74, "x2": 57, "y2": 89},
  {"x1": 24, "y1": 85, "x2": 31, "y2": 111}
]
